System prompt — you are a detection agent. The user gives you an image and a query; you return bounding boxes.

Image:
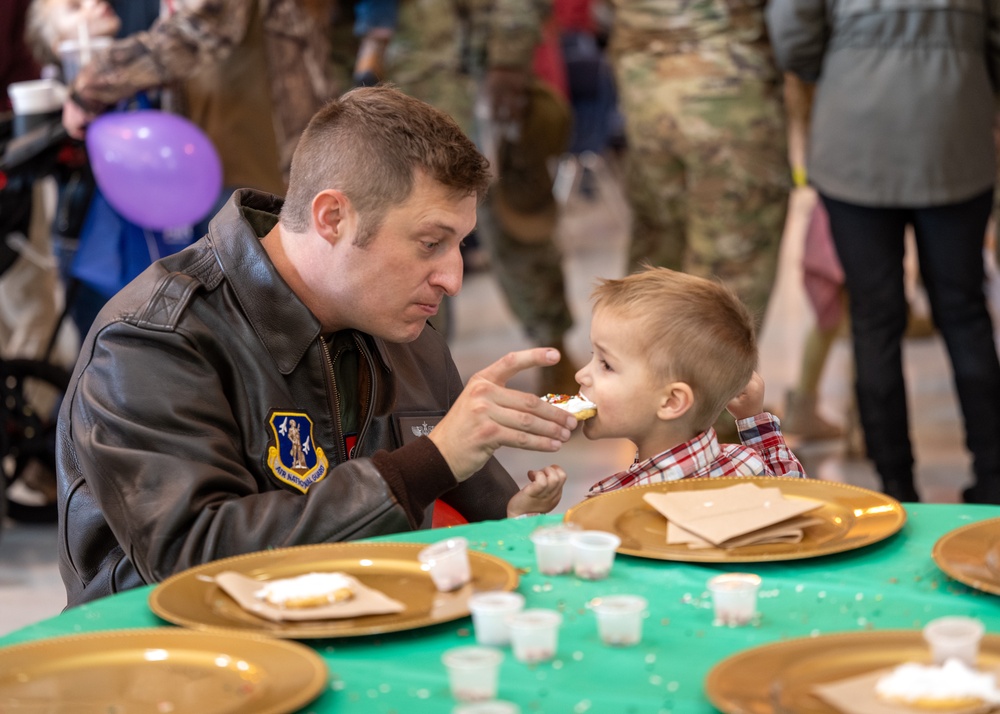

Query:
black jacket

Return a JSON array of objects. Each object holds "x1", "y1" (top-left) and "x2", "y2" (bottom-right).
[{"x1": 56, "y1": 190, "x2": 518, "y2": 607}]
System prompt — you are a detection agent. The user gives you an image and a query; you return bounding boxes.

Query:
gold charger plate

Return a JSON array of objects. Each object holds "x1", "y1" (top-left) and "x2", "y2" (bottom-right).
[
  {"x1": 563, "y1": 476, "x2": 905, "y2": 562},
  {"x1": 932, "y1": 516, "x2": 1000, "y2": 595},
  {"x1": 705, "y1": 630, "x2": 1000, "y2": 714},
  {"x1": 150, "y1": 541, "x2": 519, "y2": 638},
  {"x1": 0, "y1": 628, "x2": 326, "y2": 714}
]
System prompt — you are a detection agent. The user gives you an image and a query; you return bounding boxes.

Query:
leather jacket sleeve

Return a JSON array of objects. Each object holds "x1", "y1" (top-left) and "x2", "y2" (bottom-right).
[{"x1": 65, "y1": 319, "x2": 451, "y2": 587}]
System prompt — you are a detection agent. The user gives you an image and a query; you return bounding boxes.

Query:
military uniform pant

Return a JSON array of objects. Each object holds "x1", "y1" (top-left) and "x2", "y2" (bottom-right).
[{"x1": 612, "y1": 47, "x2": 789, "y2": 328}]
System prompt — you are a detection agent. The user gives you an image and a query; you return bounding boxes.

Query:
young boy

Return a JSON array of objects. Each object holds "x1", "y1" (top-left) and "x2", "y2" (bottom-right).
[{"x1": 575, "y1": 266, "x2": 806, "y2": 496}]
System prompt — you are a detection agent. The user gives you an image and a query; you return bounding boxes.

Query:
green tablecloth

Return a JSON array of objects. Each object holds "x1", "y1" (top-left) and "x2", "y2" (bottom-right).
[{"x1": 4, "y1": 504, "x2": 1000, "y2": 713}]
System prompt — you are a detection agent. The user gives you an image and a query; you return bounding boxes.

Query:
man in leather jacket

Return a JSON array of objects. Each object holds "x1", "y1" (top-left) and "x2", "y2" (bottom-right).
[{"x1": 56, "y1": 86, "x2": 578, "y2": 608}]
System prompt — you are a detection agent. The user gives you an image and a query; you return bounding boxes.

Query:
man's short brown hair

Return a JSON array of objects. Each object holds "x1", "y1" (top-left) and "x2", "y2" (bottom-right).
[
  {"x1": 592, "y1": 266, "x2": 757, "y2": 432},
  {"x1": 281, "y1": 85, "x2": 491, "y2": 245}
]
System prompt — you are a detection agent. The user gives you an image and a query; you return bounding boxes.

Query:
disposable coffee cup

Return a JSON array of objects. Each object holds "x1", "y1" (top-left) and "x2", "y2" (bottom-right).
[{"x1": 7, "y1": 79, "x2": 67, "y2": 116}]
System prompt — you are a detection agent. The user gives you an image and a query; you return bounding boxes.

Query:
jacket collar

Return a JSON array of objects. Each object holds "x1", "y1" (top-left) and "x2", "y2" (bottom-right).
[
  {"x1": 207, "y1": 190, "x2": 321, "y2": 375},
  {"x1": 206, "y1": 190, "x2": 395, "y2": 375}
]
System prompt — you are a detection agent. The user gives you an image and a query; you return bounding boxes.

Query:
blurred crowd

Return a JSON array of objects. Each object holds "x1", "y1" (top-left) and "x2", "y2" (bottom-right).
[{"x1": 3, "y1": 0, "x2": 1000, "y2": 515}]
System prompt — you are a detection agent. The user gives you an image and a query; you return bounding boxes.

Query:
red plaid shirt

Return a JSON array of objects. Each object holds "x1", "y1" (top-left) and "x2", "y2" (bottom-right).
[{"x1": 587, "y1": 413, "x2": 806, "y2": 496}]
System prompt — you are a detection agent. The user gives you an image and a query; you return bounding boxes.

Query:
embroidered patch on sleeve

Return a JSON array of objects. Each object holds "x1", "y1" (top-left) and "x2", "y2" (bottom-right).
[{"x1": 267, "y1": 411, "x2": 330, "y2": 493}]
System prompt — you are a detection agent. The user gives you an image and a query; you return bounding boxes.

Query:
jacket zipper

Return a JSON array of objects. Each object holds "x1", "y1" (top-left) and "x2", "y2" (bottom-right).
[
  {"x1": 320, "y1": 336, "x2": 348, "y2": 463},
  {"x1": 353, "y1": 332, "x2": 376, "y2": 455}
]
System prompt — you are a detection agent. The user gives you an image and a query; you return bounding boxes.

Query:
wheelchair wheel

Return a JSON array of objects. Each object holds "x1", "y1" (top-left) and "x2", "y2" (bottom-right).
[{"x1": 1, "y1": 358, "x2": 71, "y2": 523}]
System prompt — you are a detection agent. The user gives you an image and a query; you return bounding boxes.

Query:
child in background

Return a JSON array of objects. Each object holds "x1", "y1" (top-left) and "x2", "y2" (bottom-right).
[{"x1": 573, "y1": 267, "x2": 806, "y2": 496}]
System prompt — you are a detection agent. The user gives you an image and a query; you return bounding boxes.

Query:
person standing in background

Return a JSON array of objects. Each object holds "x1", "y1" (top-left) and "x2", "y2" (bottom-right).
[
  {"x1": 606, "y1": 0, "x2": 789, "y2": 331},
  {"x1": 767, "y1": 0, "x2": 1000, "y2": 504},
  {"x1": 61, "y1": 0, "x2": 335, "y2": 213},
  {"x1": 382, "y1": 0, "x2": 580, "y2": 395}
]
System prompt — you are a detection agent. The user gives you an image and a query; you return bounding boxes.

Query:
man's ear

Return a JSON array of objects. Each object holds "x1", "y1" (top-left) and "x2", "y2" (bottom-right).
[
  {"x1": 657, "y1": 381, "x2": 694, "y2": 422},
  {"x1": 311, "y1": 189, "x2": 350, "y2": 245}
]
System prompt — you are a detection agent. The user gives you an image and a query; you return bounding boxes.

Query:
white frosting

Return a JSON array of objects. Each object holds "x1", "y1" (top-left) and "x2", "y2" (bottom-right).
[
  {"x1": 542, "y1": 393, "x2": 596, "y2": 413},
  {"x1": 254, "y1": 572, "x2": 354, "y2": 603},
  {"x1": 875, "y1": 659, "x2": 1000, "y2": 704}
]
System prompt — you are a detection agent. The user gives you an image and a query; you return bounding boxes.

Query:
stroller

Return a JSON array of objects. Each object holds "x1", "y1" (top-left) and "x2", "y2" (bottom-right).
[{"x1": 0, "y1": 108, "x2": 89, "y2": 529}]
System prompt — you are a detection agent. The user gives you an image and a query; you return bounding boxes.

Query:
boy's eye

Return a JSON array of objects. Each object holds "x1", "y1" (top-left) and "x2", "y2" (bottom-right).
[{"x1": 600, "y1": 359, "x2": 613, "y2": 372}]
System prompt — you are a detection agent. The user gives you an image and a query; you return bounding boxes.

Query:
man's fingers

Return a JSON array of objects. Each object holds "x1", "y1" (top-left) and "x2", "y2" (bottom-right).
[{"x1": 475, "y1": 348, "x2": 561, "y2": 387}]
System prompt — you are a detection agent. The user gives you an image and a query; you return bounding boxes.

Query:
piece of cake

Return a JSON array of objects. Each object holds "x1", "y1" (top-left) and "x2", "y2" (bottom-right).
[
  {"x1": 542, "y1": 393, "x2": 597, "y2": 420},
  {"x1": 875, "y1": 659, "x2": 1000, "y2": 709},
  {"x1": 253, "y1": 572, "x2": 355, "y2": 609}
]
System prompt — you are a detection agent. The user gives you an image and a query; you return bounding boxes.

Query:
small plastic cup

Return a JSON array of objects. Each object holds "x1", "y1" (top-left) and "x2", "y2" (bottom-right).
[
  {"x1": 590, "y1": 594, "x2": 648, "y2": 647},
  {"x1": 453, "y1": 701, "x2": 522, "y2": 714},
  {"x1": 419, "y1": 537, "x2": 472, "y2": 592},
  {"x1": 505, "y1": 609, "x2": 563, "y2": 663},
  {"x1": 57, "y1": 38, "x2": 112, "y2": 84},
  {"x1": 571, "y1": 530, "x2": 621, "y2": 580},
  {"x1": 469, "y1": 591, "x2": 526, "y2": 646},
  {"x1": 441, "y1": 645, "x2": 504, "y2": 702},
  {"x1": 707, "y1": 573, "x2": 761, "y2": 627},
  {"x1": 530, "y1": 524, "x2": 579, "y2": 576},
  {"x1": 923, "y1": 616, "x2": 985, "y2": 666}
]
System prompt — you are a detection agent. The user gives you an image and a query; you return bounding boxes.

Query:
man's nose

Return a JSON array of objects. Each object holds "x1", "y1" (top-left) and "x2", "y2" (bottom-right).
[{"x1": 431, "y1": 248, "x2": 464, "y2": 297}]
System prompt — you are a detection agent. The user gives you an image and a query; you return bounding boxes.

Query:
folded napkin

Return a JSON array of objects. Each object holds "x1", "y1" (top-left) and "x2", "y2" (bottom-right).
[
  {"x1": 643, "y1": 482, "x2": 823, "y2": 549},
  {"x1": 812, "y1": 665, "x2": 999, "y2": 714},
  {"x1": 215, "y1": 571, "x2": 406, "y2": 622}
]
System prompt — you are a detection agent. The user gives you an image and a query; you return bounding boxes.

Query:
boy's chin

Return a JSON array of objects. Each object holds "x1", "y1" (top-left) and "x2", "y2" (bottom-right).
[{"x1": 581, "y1": 420, "x2": 599, "y2": 439}]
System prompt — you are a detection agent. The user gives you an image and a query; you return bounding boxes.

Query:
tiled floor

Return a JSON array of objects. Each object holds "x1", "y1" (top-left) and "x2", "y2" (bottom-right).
[{"x1": 0, "y1": 165, "x2": 990, "y2": 636}]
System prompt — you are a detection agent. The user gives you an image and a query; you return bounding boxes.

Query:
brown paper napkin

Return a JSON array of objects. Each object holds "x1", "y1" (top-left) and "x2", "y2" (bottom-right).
[
  {"x1": 666, "y1": 515, "x2": 825, "y2": 549},
  {"x1": 643, "y1": 482, "x2": 823, "y2": 548},
  {"x1": 215, "y1": 571, "x2": 406, "y2": 622},
  {"x1": 811, "y1": 667, "x2": 998, "y2": 714}
]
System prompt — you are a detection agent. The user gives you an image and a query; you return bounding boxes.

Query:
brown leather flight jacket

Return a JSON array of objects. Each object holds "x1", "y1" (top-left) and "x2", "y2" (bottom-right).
[{"x1": 56, "y1": 190, "x2": 517, "y2": 608}]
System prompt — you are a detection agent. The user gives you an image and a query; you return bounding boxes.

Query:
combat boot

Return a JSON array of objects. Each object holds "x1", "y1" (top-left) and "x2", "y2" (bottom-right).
[{"x1": 782, "y1": 389, "x2": 842, "y2": 441}]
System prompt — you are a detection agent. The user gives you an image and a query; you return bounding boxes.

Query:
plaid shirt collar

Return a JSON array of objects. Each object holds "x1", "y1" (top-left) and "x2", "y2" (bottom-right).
[{"x1": 587, "y1": 428, "x2": 721, "y2": 496}]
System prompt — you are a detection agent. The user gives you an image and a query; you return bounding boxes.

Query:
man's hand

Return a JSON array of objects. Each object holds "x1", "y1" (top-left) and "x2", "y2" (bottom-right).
[
  {"x1": 62, "y1": 95, "x2": 98, "y2": 140},
  {"x1": 507, "y1": 465, "x2": 567, "y2": 517},
  {"x1": 428, "y1": 348, "x2": 576, "y2": 482},
  {"x1": 484, "y1": 67, "x2": 529, "y2": 127},
  {"x1": 726, "y1": 371, "x2": 766, "y2": 421}
]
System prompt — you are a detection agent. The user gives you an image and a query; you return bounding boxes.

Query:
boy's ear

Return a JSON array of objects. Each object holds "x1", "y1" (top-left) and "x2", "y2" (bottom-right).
[{"x1": 657, "y1": 381, "x2": 694, "y2": 421}]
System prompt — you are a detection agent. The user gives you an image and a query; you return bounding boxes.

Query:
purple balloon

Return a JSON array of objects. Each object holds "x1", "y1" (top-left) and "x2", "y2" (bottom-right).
[{"x1": 86, "y1": 110, "x2": 222, "y2": 230}]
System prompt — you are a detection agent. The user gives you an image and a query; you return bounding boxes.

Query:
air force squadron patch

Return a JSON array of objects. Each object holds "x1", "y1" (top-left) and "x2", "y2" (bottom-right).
[{"x1": 267, "y1": 411, "x2": 330, "y2": 493}]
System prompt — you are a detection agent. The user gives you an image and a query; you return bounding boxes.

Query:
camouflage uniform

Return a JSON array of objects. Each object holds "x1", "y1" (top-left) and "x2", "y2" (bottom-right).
[
  {"x1": 385, "y1": 0, "x2": 574, "y2": 348},
  {"x1": 609, "y1": 0, "x2": 789, "y2": 327}
]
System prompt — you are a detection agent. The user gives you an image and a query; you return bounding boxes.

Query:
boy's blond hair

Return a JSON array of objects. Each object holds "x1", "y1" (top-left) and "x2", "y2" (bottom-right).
[
  {"x1": 592, "y1": 266, "x2": 757, "y2": 432},
  {"x1": 25, "y1": 0, "x2": 62, "y2": 65}
]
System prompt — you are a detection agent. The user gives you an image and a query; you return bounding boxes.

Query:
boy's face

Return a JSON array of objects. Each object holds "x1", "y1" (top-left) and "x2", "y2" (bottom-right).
[
  {"x1": 575, "y1": 308, "x2": 666, "y2": 449},
  {"x1": 50, "y1": 0, "x2": 121, "y2": 47}
]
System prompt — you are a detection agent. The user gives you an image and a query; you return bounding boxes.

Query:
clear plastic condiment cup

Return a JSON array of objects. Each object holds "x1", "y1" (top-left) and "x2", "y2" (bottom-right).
[
  {"x1": 441, "y1": 645, "x2": 504, "y2": 702},
  {"x1": 468, "y1": 591, "x2": 526, "y2": 646},
  {"x1": 505, "y1": 608, "x2": 563, "y2": 663},
  {"x1": 570, "y1": 530, "x2": 621, "y2": 580},
  {"x1": 589, "y1": 594, "x2": 648, "y2": 646},
  {"x1": 707, "y1": 572, "x2": 761, "y2": 627},
  {"x1": 923, "y1": 616, "x2": 985, "y2": 666},
  {"x1": 418, "y1": 536, "x2": 472, "y2": 592},
  {"x1": 529, "y1": 524, "x2": 579, "y2": 576}
]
